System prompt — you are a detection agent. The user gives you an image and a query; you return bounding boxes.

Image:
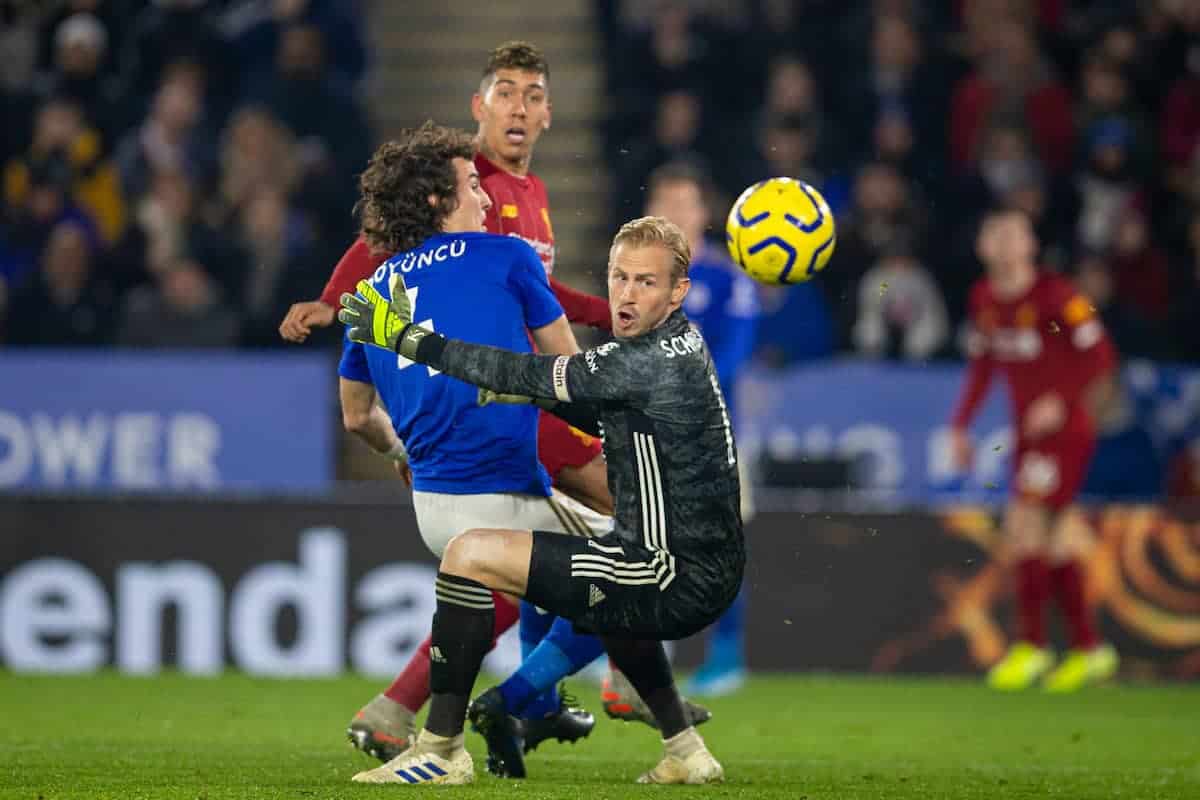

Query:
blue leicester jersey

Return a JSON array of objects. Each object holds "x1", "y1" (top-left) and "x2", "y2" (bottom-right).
[
  {"x1": 682, "y1": 244, "x2": 760, "y2": 421},
  {"x1": 339, "y1": 232, "x2": 564, "y2": 496}
]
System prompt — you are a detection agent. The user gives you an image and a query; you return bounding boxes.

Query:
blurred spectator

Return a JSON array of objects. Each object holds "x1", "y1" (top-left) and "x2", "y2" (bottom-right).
[
  {"x1": 116, "y1": 258, "x2": 239, "y2": 348},
  {"x1": 954, "y1": 123, "x2": 1043, "y2": 224},
  {"x1": 611, "y1": 2, "x2": 713, "y2": 105},
  {"x1": 35, "y1": 1, "x2": 122, "y2": 78},
  {"x1": 754, "y1": 112, "x2": 824, "y2": 185},
  {"x1": 119, "y1": 0, "x2": 234, "y2": 123},
  {"x1": 949, "y1": 19, "x2": 1075, "y2": 175},
  {"x1": 236, "y1": 184, "x2": 341, "y2": 346},
  {"x1": 5, "y1": 220, "x2": 115, "y2": 346},
  {"x1": 0, "y1": 273, "x2": 8, "y2": 343},
  {"x1": 0, "y1": 154, "x2": 99, "y2": 290},
  {"x1": 224, "y1": 0, "x2": 368, "y2": 91},
  {"x1": 135, "y1": 168, "x2": 246, "y2": 305},
  {"x1": 1074, "y1": 253, "x2": 1161, "y2": 359},
  {"x1": 116, "y1": 73, "x2": 217, "y2": 202},
  {"x1": 241, "y1": 22, "x2": 370, "y2": 182},
  {"x1": 1167, "y1": 213, "x2": 1200, "y2": 363},
  {"x1": 0, "y1": 7, "x2": 39, "y2": 167},
  {"x1": 1160, "y1": 55, "x2": 1200, "y2": 197},
  {"x1": 1110, "y1": 209, "x2": 1172, "y2": 323},
  {"x1": 1076, "y1": 53, "x2": 1153, "y2": 175},
  {"x1": 217, "y1": 106, "x2": 301, "y2": 218},
  {"x1": 614, "y1": 89, "x2": 706, "y2": 224},
  {"x1": 753, "y1": 283, "x2": 835, "y2": 369},
  {"x1": 30, "y1": 12, "x2": 122, "y2": 145},
  {"x1": 852, "y1": 247, "x2": 950, "y2": 361},
  {"x1": 1074, "y1": 118, "x2": 1142, "y2": 253},
  {"x1": 841, "y1": 14, "x2": 947, "y2": 186},
  {"x1": 762, "y1": 55, "x2": 818, "y2": 118},
  {"x1": 4, "y1": 96, "x2": 126, "y2": 244},
  {"x1": 829, "y1": 162, "x2": 924, "y2": 329}
]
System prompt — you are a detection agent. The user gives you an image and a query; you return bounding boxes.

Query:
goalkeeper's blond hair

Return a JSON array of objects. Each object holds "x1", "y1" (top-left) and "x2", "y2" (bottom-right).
[{"x1": 610, "y1": 216, "x2": 691, "y2": 286}]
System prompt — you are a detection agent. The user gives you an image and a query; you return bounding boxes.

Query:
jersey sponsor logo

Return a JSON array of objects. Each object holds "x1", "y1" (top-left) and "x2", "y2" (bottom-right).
[
  {"x1": 552, "y1": 356, "x2": 572, "y2": 402},
  {"x1": 1016, "y1": 451, "x2": 1060, "y2": 496},
  {"x1": 588, "y1": 584, "x2": 606, "y2": 607},
  {"x1": 374, "y1": 240, "x2": 468, "y2": 283},
  {"x1": 964, "y1": 327, "x2": 988, "y2": 358},
  {"x1": 505, "y1": 233, "x2": 555, "y2": 273},
  {"x1": 584, "y1": 341, "x2": 619, "y2": 373},
  {"x1": 429, "y1": 646, "x2": 447, "y2": 664},
  {"x1": 991, "y1": 328, "x2": 1043, "y2": 361},
  {"x1": 500, "y1": 204, "x2": 519, "y2": 218},
  {"x1": 659, "y1": 330, "x2": 705, "y2": 359},
  {"x1": 1073, "y1": 320, "x2": 1103, "y2": 350}
]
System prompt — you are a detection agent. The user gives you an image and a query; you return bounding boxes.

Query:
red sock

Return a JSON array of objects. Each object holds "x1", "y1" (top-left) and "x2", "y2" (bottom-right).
[
  {"x1": 1015, "y1": 557, "x2": 1050, "y2": 647},
  {"x1": 1050, "y1": 561, "x2": 1099, "y2": 650},
  {"x1": 382, "y1": 590, "x2": 522, "y2": 711}
]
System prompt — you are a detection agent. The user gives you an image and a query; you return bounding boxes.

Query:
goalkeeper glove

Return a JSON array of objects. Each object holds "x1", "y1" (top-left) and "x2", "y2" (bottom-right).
[{"x1": 339, "y1": 273, "x2": 433, "y2": 359}]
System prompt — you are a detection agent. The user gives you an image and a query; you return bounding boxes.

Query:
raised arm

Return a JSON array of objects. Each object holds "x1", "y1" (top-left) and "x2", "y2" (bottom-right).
[
  {"x1": 340, "y1": 273, "x2": 641, "y2": 406},
  {"x1": 550, "y1": 276, "x2": 611, "y2": 331}
]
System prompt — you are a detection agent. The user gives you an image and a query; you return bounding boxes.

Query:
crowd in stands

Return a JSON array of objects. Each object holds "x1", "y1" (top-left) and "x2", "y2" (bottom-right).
[
  {"x1": 3, "y1": 1, "x2": 1199, "y2": 370},
  {"x1": 597, "y1": 0, "x2": 1200, "y2": 366},
  {"x1": 0, "y1": 0, "x2": 368, "y2": 348}
]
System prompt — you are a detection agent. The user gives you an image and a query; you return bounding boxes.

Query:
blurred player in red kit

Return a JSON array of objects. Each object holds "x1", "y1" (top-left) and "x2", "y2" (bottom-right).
[
  {"x1": 949, "y1": 208, "x2": 1119, "y2": 692},
  {"x1": 278, "y1": 42, "x2": 623, "y2": 756}
]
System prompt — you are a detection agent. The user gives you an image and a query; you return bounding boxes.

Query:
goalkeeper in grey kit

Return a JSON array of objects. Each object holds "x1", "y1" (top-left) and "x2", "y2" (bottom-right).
[{"x1": 341, "y1": 215, "x2": 743, "y2": 786}]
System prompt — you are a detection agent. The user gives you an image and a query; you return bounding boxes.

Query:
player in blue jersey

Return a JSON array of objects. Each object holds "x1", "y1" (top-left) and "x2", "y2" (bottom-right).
[
  {"x1": 339, "y1": 124, "x2": 705, "y2": 780},
  {"x1": 646, "y1": 162, "x2": 759, "y2": 697},
  {"x1": 338, "y1": 122, "x2": 613, "y2": 758}
]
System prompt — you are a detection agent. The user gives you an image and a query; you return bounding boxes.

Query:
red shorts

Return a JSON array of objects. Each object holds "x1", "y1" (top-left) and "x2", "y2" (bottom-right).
[
  {"x1": 537, "y1": 411, "x2": 602, "y2": 483},
  {"x1": 1012, "y1": 429, "x2": 1096, "y2": 510}
]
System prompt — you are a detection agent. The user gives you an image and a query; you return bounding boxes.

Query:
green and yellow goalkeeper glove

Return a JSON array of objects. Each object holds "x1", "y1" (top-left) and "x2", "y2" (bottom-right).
[{"x1": 339, "y1": 273, "x2": 432, "y2": 358}]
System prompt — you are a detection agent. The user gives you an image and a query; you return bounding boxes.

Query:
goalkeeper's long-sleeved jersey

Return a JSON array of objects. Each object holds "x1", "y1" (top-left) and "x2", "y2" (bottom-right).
[{"x1": 417, "y1": 309, "x2": 745, "y2": 588}]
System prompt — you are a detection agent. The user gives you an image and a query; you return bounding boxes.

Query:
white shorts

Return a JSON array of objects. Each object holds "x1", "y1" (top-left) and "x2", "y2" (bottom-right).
[{"x1": 412, "y1": 488, "x2": 612, "y2": 558}]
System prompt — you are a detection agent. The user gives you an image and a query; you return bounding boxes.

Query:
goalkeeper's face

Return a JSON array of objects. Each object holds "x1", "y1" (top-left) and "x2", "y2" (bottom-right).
[{"x1": 608, "y1": 243, "x2": 689, "y2": 339}]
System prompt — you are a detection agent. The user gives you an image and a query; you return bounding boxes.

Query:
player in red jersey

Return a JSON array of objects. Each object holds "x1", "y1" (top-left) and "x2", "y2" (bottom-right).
[
  {"x1": 949, "y1": 208, "x2": 1119, "y2": 692},
  {"x1": 278, "y1": 42, "x2": 685, "y2": 761}
]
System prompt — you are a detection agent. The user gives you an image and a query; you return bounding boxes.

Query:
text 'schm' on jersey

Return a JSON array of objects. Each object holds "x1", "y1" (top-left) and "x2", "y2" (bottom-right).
[{"x1": 338, "y1": 232, "x2": 565, "y2": 496}]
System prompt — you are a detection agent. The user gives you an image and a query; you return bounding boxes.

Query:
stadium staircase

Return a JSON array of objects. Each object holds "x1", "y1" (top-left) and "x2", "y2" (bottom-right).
[{"x1": 365, "y1": 1, "x2": 612, "y2": 297}]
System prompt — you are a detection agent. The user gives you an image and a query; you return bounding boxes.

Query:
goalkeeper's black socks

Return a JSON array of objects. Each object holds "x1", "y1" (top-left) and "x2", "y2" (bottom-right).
[
  {"x1": 425, "y1": 572, "x2": 495, "y2": 738},
  {"x1": 603, "y1": 637, "x2": 689, "y2": 738}
]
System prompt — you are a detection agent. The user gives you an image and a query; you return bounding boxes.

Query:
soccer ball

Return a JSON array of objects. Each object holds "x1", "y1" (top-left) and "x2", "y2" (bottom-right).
[{"x1": 725, "y1": 178, "x2": 836, "y2": 284}]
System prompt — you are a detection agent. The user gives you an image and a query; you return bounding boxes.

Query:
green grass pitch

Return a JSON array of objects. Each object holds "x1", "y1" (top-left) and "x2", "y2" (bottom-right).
[{"x1": 1, "y1": 672, "x2": 1197, "y2": 799}]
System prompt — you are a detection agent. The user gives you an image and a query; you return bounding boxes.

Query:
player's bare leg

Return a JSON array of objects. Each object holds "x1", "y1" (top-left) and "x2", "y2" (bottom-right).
[
  {"x1": 988, "y1": 500, "x2": 1056, "y2": 690},
  {"x1": 1042, "y1": 507, "x2": 1118, "y2": 692},
  {"x1": 554, "y1": 453, "x2": 614, "y2": 516}
]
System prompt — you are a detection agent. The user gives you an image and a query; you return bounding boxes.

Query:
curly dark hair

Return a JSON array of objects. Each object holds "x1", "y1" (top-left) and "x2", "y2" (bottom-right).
[
  {"x1": 481, "y1": 41, "x2": 550, "y2": 90},
  {"x1": 356, "y1": 121, "x2": 477, "y2": 255}
]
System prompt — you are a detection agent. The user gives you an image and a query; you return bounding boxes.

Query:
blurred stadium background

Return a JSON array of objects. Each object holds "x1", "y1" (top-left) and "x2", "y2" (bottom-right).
[{"x1": 2, "y1": 0, "x2": 1200, "y2": 796}]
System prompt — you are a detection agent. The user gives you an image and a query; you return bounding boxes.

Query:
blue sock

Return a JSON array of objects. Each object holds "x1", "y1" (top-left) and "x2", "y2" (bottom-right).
[
  {"x1": 519, "y1": 600, "x2": 555, "y2": 659},
  {"x1": 515, "y1": 602, "x2": 559, "y2": 718},
  {"x1": 544, "y1": 616, "x2": 605, "y2": 672},
  {"x1": 708, "y1": 586, "x2": 746, "y2": 667},
  {"x1": 499, "y1": 617, "x2": 606, "y2": 718}
]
